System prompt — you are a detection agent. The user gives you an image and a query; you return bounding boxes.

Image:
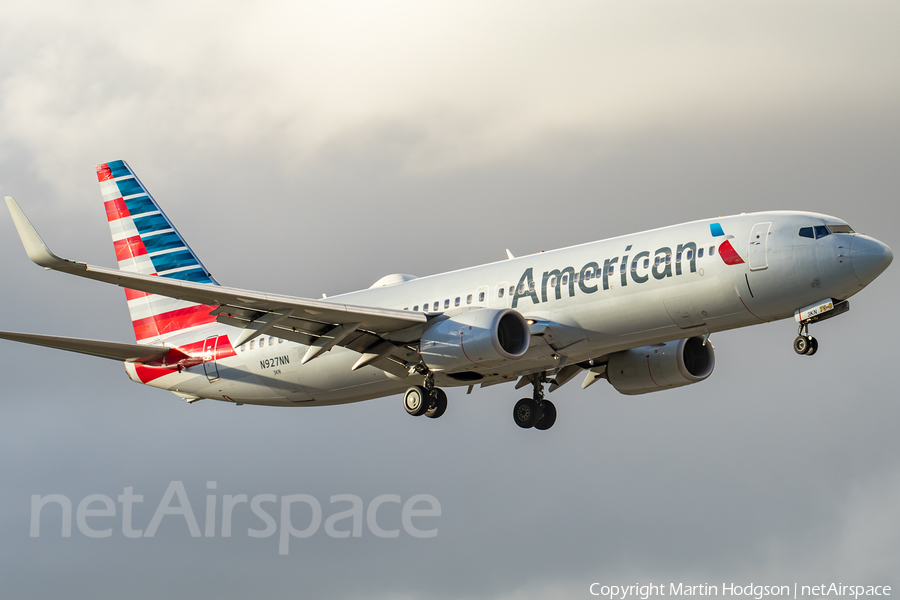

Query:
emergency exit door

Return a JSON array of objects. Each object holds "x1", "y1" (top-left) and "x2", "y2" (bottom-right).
[{"x1": 748, "y1": 222, "x2": 771, "y2": 271}]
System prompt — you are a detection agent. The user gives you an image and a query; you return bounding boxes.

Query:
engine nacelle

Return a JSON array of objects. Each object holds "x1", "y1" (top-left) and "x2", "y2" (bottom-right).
[
  {"x1": 420, "y1": 309, "x2": 530, "y2": 372},
  {"x1": 606, "y1": 336, "x2": 715, "y2": 395}
]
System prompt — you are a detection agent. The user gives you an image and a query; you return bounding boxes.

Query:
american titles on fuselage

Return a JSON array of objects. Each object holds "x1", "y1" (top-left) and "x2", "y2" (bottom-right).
[
  {"x1": 510, "y1": 241, "x2": 712, "y2": 308},
  {"x1": 405, "y1": 240, "x2": 720, "y2": 313}
]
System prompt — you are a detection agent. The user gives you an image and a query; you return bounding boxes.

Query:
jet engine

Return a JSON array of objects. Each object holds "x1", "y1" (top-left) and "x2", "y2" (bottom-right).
[
  {"x1": 420, "y1": 309, "x2": 530, "y2": 372},
  {"x1": 606, "y1": 336, "x2": 715, "y2": 395}
]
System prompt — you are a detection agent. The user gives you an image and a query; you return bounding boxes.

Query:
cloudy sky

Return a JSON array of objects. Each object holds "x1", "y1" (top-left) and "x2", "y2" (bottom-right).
[{"x1": 1, "y1": 1, "x2": 899, "y2": 598}]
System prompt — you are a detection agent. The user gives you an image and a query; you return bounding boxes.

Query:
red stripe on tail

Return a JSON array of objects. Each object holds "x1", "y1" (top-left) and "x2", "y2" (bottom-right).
[
  {"x1": 96, "y1": 164, "x2": 113, "y2": 182},
  {"x1": 124, "y1": 288, "x2": 151, "y2": 301},
  {"x1": 132, "y1": 304, "x2": 219, "y2": 342},
  {"x1": 114, "y1": 235, "x2": 148, "y2": 261},
  {"x1": 105, "y1": 198, "x2": 130, "y2": 222}
]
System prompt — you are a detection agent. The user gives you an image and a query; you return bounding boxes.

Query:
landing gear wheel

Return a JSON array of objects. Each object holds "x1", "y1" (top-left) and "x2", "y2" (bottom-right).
[
  {"x1": 534, "y1": 400, "x2": 556, "y2": 430},
  {"x1": 513, "y1": 398, "x2": 541, "y2": 429},
  {"x1": 425, "y1": 388, "x2": 448, "y2": 419},
  {"x1": 805, "y1": 336, "x2": 818, "y2": 356},
  {"x1": 793, "y1": 336, "x2": 810, "y2": 355},
  {"x1": 404, "y1": 385, "x2": 429, "y2": 416}
]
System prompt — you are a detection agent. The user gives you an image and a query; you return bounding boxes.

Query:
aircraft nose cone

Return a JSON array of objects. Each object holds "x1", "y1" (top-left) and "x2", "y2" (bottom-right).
[{"x1": 850, "y1": 236, "x2": 893, "y2": 286}]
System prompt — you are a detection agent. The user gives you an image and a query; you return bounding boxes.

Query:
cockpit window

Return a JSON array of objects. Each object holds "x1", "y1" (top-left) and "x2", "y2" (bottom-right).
[
  {"x1": 799, "y1": 227, "x2": 814, "y2": 239},
  {"x1": 814, "y1": 225, "x2": 830, "y2": 239},
  {"x1": 827, "y1": 224, "x2": 855, "y2": 234}
]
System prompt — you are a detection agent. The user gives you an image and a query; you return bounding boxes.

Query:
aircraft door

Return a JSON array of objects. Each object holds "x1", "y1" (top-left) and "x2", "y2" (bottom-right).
[
  {"x1": 202, "y1": 335, "x2": 220, "y2": 382},
  {"x1": 748, "y1": 222, "x2": 771, "y2": 271}
]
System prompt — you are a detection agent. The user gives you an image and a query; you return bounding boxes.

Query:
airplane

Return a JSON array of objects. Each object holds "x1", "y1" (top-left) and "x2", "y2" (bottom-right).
[{"x1": 1, "y1": 160, "x2": 893, "y2": 431}]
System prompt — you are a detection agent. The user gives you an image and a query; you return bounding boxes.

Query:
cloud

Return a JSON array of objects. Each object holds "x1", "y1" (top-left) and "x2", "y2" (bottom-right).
[{"x1": 2, "y1": 1, "x2": 899, "y2": 189}]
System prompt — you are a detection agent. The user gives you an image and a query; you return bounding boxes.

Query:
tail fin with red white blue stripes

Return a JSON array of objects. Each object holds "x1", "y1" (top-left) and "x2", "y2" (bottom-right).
[{"x1": 97, "y1": 160, "x2": 219, "y2": 344}]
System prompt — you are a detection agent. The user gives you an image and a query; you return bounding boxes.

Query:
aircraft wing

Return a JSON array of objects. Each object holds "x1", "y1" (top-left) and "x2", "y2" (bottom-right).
[
  {"x1": 0, "y1": 331, "x2": 169, "y2": 363},
  {"x1": 5, "y1": 197, "x2": 427, "y2": 351}
]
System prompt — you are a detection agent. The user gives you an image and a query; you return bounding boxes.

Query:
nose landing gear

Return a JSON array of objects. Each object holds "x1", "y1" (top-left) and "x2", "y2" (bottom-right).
[
  {"x1": 512, "y1": 373, "x2": 557, "y2": 431},
  {"x1": 793, "y1": 322, "x2": 818, "y2": 356},
  {"x1": 791, "y1": 298, "x2": 851, "y2": 357}
]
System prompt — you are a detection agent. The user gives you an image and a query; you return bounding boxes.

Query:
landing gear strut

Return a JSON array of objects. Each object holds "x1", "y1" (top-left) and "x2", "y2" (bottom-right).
[
  {"x1": 513, "y1": 373, "x2": 556, "y2": 431},
  {"x1": 793, "y1": 322, "x2": 818, "y2": 356},
  {"x1": 404, "y1": 371, "x2": 447, "y2": 419}
]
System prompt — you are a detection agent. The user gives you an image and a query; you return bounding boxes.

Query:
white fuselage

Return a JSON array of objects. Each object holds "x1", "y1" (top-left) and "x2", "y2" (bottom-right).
[{"x1": 124, "y1": 211, "x2": 887, "y2": 406}]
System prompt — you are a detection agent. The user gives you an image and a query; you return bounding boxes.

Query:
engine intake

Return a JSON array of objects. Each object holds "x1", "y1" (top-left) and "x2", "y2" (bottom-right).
[
  {"x1": 420, "y1": 309, "x2": 530, "y2": 372},
  {"x1": 606, "y1": 336, "x2": 715, "y2": 395}
]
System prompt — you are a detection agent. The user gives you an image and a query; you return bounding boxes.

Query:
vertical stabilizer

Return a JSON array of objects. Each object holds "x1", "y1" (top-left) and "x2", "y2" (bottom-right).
[{"x1": 97, "y1": 160, "x2": 219, "y2": 344}]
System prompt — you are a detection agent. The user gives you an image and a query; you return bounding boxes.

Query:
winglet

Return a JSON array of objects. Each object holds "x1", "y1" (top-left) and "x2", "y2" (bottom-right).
[
  {"x1": 506, "y1": 249, "x2": 515, "y2": 260},
  {"x1": 4, "y1": 197, "x2": 70, "y2": 269}
]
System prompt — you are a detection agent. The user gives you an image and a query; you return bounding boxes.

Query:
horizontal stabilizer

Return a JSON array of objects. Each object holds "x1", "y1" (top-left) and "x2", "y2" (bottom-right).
[{"x1": 0, "y1": 331, "x2": 168, "y2": 363}]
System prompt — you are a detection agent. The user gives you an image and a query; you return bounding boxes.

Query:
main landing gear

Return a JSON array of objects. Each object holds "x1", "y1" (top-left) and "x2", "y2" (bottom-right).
[
  {"x1": 513, "y1": 374, "x2": 556, "y2": 431},
  {"x1": 793, "y1": 322, "x2": 819, "y2": 356},
  {"x1": 404, "y1": 373, "x2": 447, "y2": 419}
]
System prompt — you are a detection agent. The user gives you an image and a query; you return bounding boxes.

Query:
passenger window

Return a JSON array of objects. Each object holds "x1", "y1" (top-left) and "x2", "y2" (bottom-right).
[
  {"x1": 433, "y1": 301, "x2": 439, "y2": 311},
  {"x1": 509, "y1": 286, "x2": 514, "y2": 296},
  {"x1": 643, "y1": 258, "x2": 650, "y2": 269},
  {"x1": 250, "y1": 340, "x2": 255, "y2": 350},
  {"x1": 665, "y1": 254, "x2": 671, "y2": 265},
  {"x1": 240, "y1": 344, "x2": 245, "y2": 352},
  {"x1": 529, "y1": 280, "x2": 535, "y2": 291},
  {"x1": 608, "y1": 265, "x2": 615, "y2": 276},
  {"x1": 466, "y1": 295, "x2": 473, "y2": 305},
  {"x1": 278, "y1": 338, "x2": 284, "y2": 343},
  {"x1": 654, "y1": 256, "x2": 661, "y2": 266},
  {"x1": 455, "y1": 297, "x2": 460, "y2": 307},
  {"x1": 259, "y1": 338, "x2": 265, "y2": 348},
  {"x1": 413, "y1": 305, "x2": 419, "y2": 311},
  {"x1": 814, "y1": 225, "x2": 830, "y2": 239},
  {"x1": 584, "y1": 269, "x2": 592, "y2": 280},
  {"x1": 619, "y1": 263, "x2": 626, "y2": 274},
  {"x1": 631, "y1": 260, "x2": 638, "y2": 272},
  {"x1": 550, "y1": 276, "x2": 557, "y2": 288},
  {"x1": 676, "y1": 252, "x2": 682, "y2": 262},
  {"x1": 444, "y1": 299, "x2": 449, "y2": 309},
  {"x1": 799, "y1": 227, "x2": 814, "y2": 239},
  {"x1": 498, "y1": 288, "x2": 504, "y2": 298},
  {"x1": 269, "y1": 336, "x2": 275, "y2": 345},
  {"x1": 518, "y1": 283, "x2": 525, "y2": 294},
  {"x1": 709, "y1": 245, "x2": 715, "y2": 255},
  {"x1": 686, "y1": 249, "x2": 693, "y2": 260},
  {"x1": 573, "y1": 273, "x2": 580, "y2": 283},
  {"x1": 478, "y1": 291, "x2": 485, "y2": 302},
  {"x1": 561, "y1": 274, "x2": 569, "y2": 286},
  {"x1": 698, "y1": 248, "x2": 704, "y2": 258}
]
